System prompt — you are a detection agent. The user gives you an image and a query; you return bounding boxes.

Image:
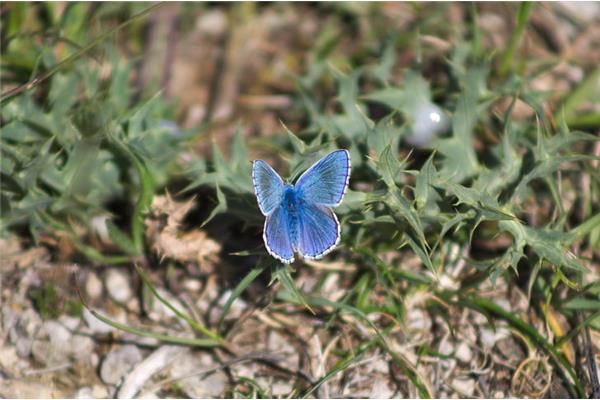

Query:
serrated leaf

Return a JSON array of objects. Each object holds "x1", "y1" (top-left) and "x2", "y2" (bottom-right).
[
  {"x1": 415, "y1": 154, "x2": 436, "y2": 210},
  {"x1": 201, "y1": 182, "x2": 227, "y2": 228},
  {"x1": 273, "y1": 265, "x2": 314, "y2": 314},
  {"x1": 282, "y1": 122, "x2": 306, "y2": 154}
]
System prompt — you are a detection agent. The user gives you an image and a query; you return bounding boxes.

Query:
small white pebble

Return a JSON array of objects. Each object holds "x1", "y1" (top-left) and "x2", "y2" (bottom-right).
[
  {"x1": 85, "y1": 272, "x2": 103, "y2": 299},
  {"x1": 106, "y1": 269, "x2": 132, "y2": 303}
]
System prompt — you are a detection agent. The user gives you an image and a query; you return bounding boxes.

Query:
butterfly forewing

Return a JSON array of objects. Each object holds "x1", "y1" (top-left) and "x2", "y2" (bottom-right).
[
  {"x1": 252, "y1": 160, "x2": 284, "y2": 215},
  {"x1": 295, "y1": 149, "x2": 351, "y2": 207}
]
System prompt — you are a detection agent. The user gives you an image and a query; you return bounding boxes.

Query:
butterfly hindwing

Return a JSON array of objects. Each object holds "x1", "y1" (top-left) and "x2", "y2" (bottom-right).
[
  {"x1": 297, "y1": 201, "x2": 340, "y2": 260},
  {"x1": 296, "y1": 149, "x2": 351, "y2": 207},
  {"x1": 263, "y1": 205, "x2": 295, "y2": 263},
  {"x1": 252, "y1": 160, "x2": 284, "y2": 216}
]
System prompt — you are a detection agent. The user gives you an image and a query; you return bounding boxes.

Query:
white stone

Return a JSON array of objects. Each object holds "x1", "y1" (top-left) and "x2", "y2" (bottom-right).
[
  {"x1": 138, "y1": 391, "x2": 159, "y2": 399},
  {"x1": 196, "y1": 10, "x2": 227, "y2": 36},
  {"x1": 168, "y1": 353, "x2": 227, "y2": 398},
  {"x1": 106, "y1": 269, "x2": 132, "y2": 303},
  {"x1": 560, "y1": 1, "x2": 600, "y2": 22},
  {"x1": 369, "y1": 378, "x2": 394, "y2": 398},
  {"x1": 182, "y1": 278, "x2": 202, "y2": 292},
  {"x1": 75, "y1": 387, "x2": 93, "y2": 399},
  {"x1": 31, "y1": 320, "x2": 74, "y2": 365},
  {"x1": 92, "y1": 385, "x2": 109, "y2": 399},
  {"x1": 407, "y1": 308, "x2": 432, "y2": 332},
  {"x1": 271, "y1": 380, "x2": 293, "y2": 396},
  {"x1": 455, "y1": 342, "x2": 473, "y2": 363},
  {"x1": 60, "y1": 315, "x2": 80, "y2": 331},
  {"x1": 100, "y1": 345, "x2": 143, "y2": 385},
  {"x1": 480, "y1": 327, "x2": 511, "y2": 349},
  {"x1": 9, "y1": 308, "x2": 41, "y2": 358},
  {"x1": 44, "y1": 320, "x2": 72, "y2": 346},
  {"x1": 86, "y1": 272, "x2": 103, "y2": 299},
  {"x1": 71, "y1": 335, "x2": 95, "y2": 360},
  {"x1": 452, "y1": 377, "x2": 475, "y2": 396},
  {"x1": 82, "y1": 308, "x2": 114, "y2": 334}
]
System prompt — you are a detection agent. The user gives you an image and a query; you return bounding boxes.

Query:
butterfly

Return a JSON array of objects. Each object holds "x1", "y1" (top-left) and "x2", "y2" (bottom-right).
[{"x1": 252, "y1": 149, "x2": 351, "y2": 264}]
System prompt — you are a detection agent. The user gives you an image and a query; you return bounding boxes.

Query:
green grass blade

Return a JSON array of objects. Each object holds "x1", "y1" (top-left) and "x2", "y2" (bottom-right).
[
  {"x1": 499, "y1": 2, "x2": 534, "y2": 77},
  {"x1": 356, "y1": 248, "x2": 433, "y2": 285},
  {"x1": 217, "y1": 265, "x2": 264, "y2": 330},
  {"x1": 567, "y1": 212, "x2": 600, "y2": 245},
  {"x1": 87, "y1": 308, "x2": 220, "y2": 347},
  {"x1": 556, "y1": 311, "x2": 600, "y2": 348},
  {"x1": 273, "y1": 265, "x2": 315, "y2": 314},
  {"x1": 134, "y1": 265, "x2": 223, "y2": 342},
  {"x1": 559, "y1": 65, "x2": 600, "y2": 126}
]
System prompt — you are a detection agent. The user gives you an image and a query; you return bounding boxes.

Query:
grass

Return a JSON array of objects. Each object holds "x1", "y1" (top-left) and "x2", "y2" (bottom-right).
[{"x1": 1, "y1": 2, "x2": 598, "y2": 398}]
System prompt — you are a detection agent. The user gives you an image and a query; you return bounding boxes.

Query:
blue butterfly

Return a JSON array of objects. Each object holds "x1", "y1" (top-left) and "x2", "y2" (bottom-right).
[{"x1": 252, "y1": 150, "x2": 351, "y2": 264}]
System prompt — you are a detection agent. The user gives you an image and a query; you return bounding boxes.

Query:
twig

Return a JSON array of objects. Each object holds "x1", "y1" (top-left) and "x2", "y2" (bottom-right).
[{"x1": 24, "y1": 363, "x2": 72, "y2": 376}]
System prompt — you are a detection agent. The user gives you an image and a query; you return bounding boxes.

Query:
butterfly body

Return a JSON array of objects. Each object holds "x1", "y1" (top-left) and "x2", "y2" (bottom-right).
[
  {"x1": 252, "y1": 150, "x2": 351, "y2": 263},
  {"x1": 281, "y1": 184, "x2": 300, "y2": 247}
]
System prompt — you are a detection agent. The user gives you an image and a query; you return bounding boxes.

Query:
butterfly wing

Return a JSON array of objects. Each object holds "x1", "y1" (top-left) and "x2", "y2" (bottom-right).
[
  {"x1": 252, "y1": 160, "x2": 284, "y2": 215},
  {"x1": 295, "y1": 149, "x2": 351, "y2": 207},
  {"x1": 297, "y1": 201, "x2": 340, "y2": 260},
  {"x1": 263, "y1": 206, "x2": 294, "y2": 264}
]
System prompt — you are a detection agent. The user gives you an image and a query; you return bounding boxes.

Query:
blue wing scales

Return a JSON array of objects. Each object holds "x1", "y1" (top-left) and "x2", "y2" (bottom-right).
[
  {"x1": 263, "y1": 206, "x2": 294, "y2": 263},
  {"x1": 295, "y1": 150, "x2": 351, "y2": 207},
  {"x1": 297, "y1": 202, "x2": 340, "y2": 260},
  {"x1": 252, "y1": 160, "x2": 284, "y2": 215}
]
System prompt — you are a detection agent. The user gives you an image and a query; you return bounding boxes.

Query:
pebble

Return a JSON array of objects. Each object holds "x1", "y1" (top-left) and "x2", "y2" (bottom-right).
[
  {"x1": 271, "y1": 380, "x2": 293, "y2": 397},
  {"x1": 60, "y1": 315, "x2": 80, "y2": 331},
  {"x1": 169, "y1": 353, "x2": 227, "y2": 398},
  {"x1": 480, "y1": 327, "x2": 510, "y2": 349},
  {"x1": 32, "y1": 319, "x2": 73, "y2": 365},
  {"x1": 452, "y1": 377, "x2": 475, "y2": 396},
  {"x1": 82, "y1": 308, "x2": 114, "y2": 334},
  {"x1": 455, "y1": 342, "x2": 473, "y2": 363},
  {"x1": 559, "y1": 1, "x2": 600, "y2": 22},
  {"x1": 369, "y1": 378, "x2": 394, "y2": 399},
  {"x1": 407, "y1": 308, "x2": 432, "y2": 333},
  {"x1": 182, "y1": 278, "x2": 202, "y2": 292},
  {"x1": 106, "y1": 269, "x2": 132, "y2": 303},
  {"x1": 71, "y1": 335, "x2": 95, "y2": 361},
  {"x1": 371, "y1": 358, "x2": 389, "y2": 374},
  {"x1": 9, "y1": 309, "x2": 41, "y2": 358},
  {"x1": 86, "y1": 272, "x2": 103, "y2": 299},
  {"x1": 147, "y1": 287, "x2": 185, "y2": 321},
  {"x1": 92, "y1": 385, "x2": 109, "y2": 399},
  {"x1": 75, "y1": 387, "x2": 93, "y2": 399},
  {"x1": 138, "y1": 391, "x2": 159, "y2": 399},
  {"x1": 196, "y1": 9, "x2": 227, "y2": 36},
  {"x1": 100, "y1": 345, "x2": 143, "y2": 385},
  {"x1": 0, "y1": 345, "x2": 25, "y2": 376},
  {"x1": 267, "y1": 330, "x2": 299, "y2": 369},
  {"x1": 118, "y1": 345, "x2": 183, "y2": 399},
  {"x1": 44, "y1": 320, "x2": 72, "y2": 346}
]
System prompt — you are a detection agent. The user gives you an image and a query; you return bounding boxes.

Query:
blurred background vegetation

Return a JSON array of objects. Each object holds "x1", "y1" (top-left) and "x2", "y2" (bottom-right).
[{"x1": 1, "y1": 2, "x2": 599, "y2": 398}]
